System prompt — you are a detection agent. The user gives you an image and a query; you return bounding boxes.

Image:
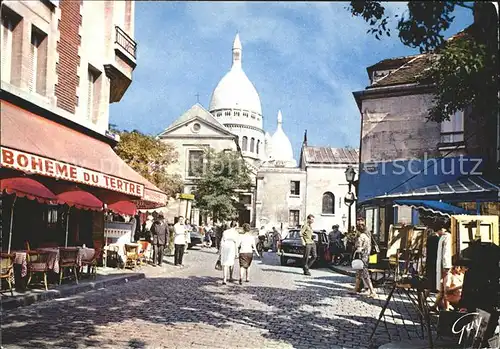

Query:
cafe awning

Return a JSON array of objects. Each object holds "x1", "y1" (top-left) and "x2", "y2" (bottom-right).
[
  {"x1": 393, "y1": 200, "x2": 473, "y2": 218},
  {"x1": 0, "y1": 101, "x2": 167, "y2": 206},
  {"x1": 0, "y1": 176, "x2": 56, "y2": 204}
]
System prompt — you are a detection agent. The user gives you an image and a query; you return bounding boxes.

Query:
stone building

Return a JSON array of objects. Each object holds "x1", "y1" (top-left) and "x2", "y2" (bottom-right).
[
  {"x1": 353, "y1": 27, "x2": 500, "y2": 245},
  {"x1": 159, "y1": 34, "x2": 359, "y2": 231},
  {"x1": 1, "y1": 0, "x2": 166, "y2": 251}
]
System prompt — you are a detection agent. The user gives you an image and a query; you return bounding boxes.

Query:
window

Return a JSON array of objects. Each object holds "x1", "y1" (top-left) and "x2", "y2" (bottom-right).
[
  {"x1": 243, "y1": 112, "x2": 248, "y2": 117},
  {"x1": 1, "y1": 13, "x2": 14, "y2": 83},
  {"x1": 239, "y1": 195, "x2": 251, "y2": 205},
  {"x1": 29, "y1": 26, "x2": 47, "y2": 94},
  {"x1": 290, "y1": 181, "x2": 300, "y2": 195},
  {"x1": 87, "y1": 67, "x2": 100, "y2": 123},
  {"x1": 396, "y1": 206, "x2": 412, "y2": 224},
  {"x1": 322, "y1": 192, "x2": 335, "y2": 214},
  {"x1": 289, "y1": 210, "x2": 300, "y2": 228},
  {"x1": 191, "y1": 122, "x2": 201, "y2": 133},
  {"x1": 440, "y1": 110, "x2": 464, "y2": 144},
  {"x1": 188, "y1": 150, "x2": 204, "y2": 177},
  {"x1": 242, "y1": 136, "x2": 248, "y2": 151},
  {"x1": 250, "y1": 138, "x2": 255, "y2": 152},
  {"x1": 217, "y1": 112, "x2": 222, "y2": 117},
  {"x1": 256, "y1": 140, "x2": 260, "y2": 154},
  {"x1": 235, "y1": 111, "x2": 240, "y2": 117}
]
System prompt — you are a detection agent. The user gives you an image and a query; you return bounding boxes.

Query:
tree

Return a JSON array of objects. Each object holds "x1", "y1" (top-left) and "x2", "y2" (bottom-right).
[
  {"x1": 112, "y1": 128, "x2": 183, "y2": 197},
  {"x1": 347, "y1": 1, "x2": 498, "y2": 123},
  {"x1": 192, "y1": 149, "x2": 253, "y2": 223}
]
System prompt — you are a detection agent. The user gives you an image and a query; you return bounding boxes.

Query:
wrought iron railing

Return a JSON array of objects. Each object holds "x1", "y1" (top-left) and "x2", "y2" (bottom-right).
[{"x1": 115, "y1": 26, "x2": 137, "y2": 58}]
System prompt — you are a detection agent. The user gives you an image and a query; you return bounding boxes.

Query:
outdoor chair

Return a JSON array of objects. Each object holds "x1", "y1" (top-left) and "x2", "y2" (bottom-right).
[
  {"x1": 80, "y1": 248, "x2": 101, "y2": 280},
  {"x1": 27, "y1": 251, "x2": 51, "y2": 291},
  {"x1": 0, "y1": 253, "x2": 14, "y2": 296},
  {"x1": 137, "y1": 241, "x2": 152, "y2": 265},
  {"x1": 59, "y1": 248, "x2": 79, "y2": 285},
  {"x1": 124, "y1": 244, "x2": 139, "y2": 269}
]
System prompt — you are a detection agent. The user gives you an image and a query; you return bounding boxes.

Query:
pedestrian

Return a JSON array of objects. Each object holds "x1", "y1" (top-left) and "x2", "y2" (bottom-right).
[
  {"x1": 143, "y1": 215, "x2": 154, "y2": 242},
  {"x1": 219, "y1": 221, "x2": 239, "y2": 285},
  {"x1": 328, "y1": 224, "x2": 344, "y2": 264},
  {"x1": 215, "y1": 224, "x2": 223, "y2": 252},
  {"x1": 184, "y1": 219, "x2": 192, "y2": 255},
  {"x1": 271, "y1": 227, "x2": 281, "y2": 252},
  {"x1": 238, "y1": 223, "x2": 260, "y2": 284},
  {"x1": 300, "y1": 214, "x2": 317, "y2": 276},
  {"x1": 151, "y1": 214, "x2": 168, "y2": 266},
  {"x1": 173, "y1": 216, "x2": 186, "y2": 267},
  {"x1": 352, "y1": 218, "x2": 377, "y2": 298}
]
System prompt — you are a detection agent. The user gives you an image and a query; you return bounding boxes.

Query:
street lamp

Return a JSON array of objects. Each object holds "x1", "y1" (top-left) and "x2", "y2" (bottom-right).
[{"x1": 344, "y1": 165, "x2": 357, "y2": 235}]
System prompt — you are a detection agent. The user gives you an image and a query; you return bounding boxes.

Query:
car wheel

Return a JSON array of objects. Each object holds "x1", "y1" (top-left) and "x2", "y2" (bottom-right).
[{"x1": 280, "y1": 255, "x2": 287, "y2": 266}]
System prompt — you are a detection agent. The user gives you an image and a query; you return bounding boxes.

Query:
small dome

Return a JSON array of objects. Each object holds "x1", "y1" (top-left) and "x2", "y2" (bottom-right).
[
  {"x1": 269, "y1": 110, "x2": 296, "y2": 165},
  {"x1": 209, "y1": 34, "x2": 262, "y2": 116}
]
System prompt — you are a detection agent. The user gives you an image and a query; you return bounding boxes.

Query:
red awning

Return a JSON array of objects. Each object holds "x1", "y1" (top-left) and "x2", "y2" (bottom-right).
[
  {"x1": 108, "y1": 201, "x2": 137, "y2": 216},
  {"x1": 90, "y1": 188, "x2": 137, "y2": 216},
  {"x1": 51, "y1": 184, "x2": 103, "y2": 211},
  {"x1": 0, "y1": 177, "x2": 56, "y2": 204},
  {"x1": 1, "y1": 101, "x2": 167, "y2": 205}
]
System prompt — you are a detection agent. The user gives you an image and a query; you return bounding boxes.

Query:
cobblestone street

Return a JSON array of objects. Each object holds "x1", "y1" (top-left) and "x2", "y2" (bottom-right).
[{"x1": 1, "y1": 248, "x2": 423, "y2": 349}]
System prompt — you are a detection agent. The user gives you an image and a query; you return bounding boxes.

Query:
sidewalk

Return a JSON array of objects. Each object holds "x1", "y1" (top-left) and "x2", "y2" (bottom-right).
[
  {"x1": 1, "y1": 267, "x2": 145, "y2": 311},
  {"x1": 378, "y1": 339, "x2": 459, "y2": 349}
]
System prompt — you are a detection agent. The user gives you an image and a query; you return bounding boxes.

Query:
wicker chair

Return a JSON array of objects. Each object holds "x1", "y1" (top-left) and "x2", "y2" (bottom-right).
[
  {"x1": 59, "y1": 248, "x2": 79, "y2": 285},
  {"x1": 27, "y1": 251, "x2": 51, "y2": 291},
  {"x1": 137, "y1": 241, "x2": 152, "y2": 265},
  {"x1": 124, "y1": 244, "x2": 139, "y2": 269},
  {"x1": 0, "y1": 254, "x2": 14, "y2": 296},
  {"x1": 80, "y1": 248, "x2": 101, "y2": 279}
]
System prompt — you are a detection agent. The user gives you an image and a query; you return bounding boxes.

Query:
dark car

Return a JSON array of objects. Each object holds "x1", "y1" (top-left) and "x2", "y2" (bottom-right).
[
  {"x1": 188, "y1": 225, "x2": 203, "y2": 249},
  {"x1": 278, "y1": 229, "x2": 331, "y2": 267}
]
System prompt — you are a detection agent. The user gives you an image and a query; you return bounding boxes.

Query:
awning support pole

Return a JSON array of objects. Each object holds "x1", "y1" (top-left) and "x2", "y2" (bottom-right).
[
  {"x1": 476, "y1": 201, "x2": 481, "y2": 215},
  {"x1": 65, "y1": 207, "x2": 70, "y2": 247},
  {"x1": 7, "y1": 196, "x2": 17, "y2": 254}
]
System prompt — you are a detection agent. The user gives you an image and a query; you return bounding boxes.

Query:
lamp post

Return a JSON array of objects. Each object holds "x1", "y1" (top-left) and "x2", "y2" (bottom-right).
[{"x1": 344, "y1": 165, "x2": 356, "y2": 235}]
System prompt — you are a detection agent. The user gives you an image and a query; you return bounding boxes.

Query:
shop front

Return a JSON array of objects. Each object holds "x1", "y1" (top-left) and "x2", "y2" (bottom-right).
[{"x1": 0, "y1": 100, "x2": 167, "y2": 291}]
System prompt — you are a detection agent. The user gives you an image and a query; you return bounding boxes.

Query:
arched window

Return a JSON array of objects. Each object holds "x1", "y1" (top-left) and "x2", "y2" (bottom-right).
[
  {"x1": 322, "y1": 192, "x2": 335, "y2": 214},
  {"x1": 256, "y1": 140, "x2": 260, "y2": 154},
  {"x1": 242, "y1": 136, "x2": 248, "y2": 151},
  {"x1": 250, "y1": 138, "x2": 255, "y2": 152}
]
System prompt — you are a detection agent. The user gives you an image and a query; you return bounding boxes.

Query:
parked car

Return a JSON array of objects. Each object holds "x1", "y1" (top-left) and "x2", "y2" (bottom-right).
[
  {"x1": 278, "y1": 229, "x2": 331, "y2": 267},
  {"x1": 188, "y1": 225, "x2": 203, "y2": 249}
]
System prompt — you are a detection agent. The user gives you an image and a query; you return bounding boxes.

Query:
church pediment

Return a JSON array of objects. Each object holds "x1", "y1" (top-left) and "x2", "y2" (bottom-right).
[{"x1": 158, "y1": 103, "x2": 235, "y2": 138}]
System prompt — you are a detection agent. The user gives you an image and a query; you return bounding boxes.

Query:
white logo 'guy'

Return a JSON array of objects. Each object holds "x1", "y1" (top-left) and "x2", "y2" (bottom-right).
[{"x1": 451, "y1": 312, "x2": 481, "y2": 345}]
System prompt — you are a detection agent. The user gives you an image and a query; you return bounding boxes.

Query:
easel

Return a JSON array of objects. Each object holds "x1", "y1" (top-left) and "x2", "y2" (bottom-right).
[{"x1": 369, "y1": 225, "x2": 436, "y2": 348}]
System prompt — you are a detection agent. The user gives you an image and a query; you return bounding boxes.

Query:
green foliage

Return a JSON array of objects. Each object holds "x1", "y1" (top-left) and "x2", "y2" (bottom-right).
[
  {"x1": 347, "y1": 1, "x2": 498, "y2": 123},
  {"x1": 113, "y1": 128, "x2": 183, "y2": 197},
  {"x1": 192, "y1": 149, "x2": 253, "y2": 222}
]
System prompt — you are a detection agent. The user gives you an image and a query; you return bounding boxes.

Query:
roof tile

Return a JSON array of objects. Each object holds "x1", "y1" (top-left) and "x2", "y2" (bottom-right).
[{"x1": 304, "y1": 146, "x2": 359, "y2": 164}]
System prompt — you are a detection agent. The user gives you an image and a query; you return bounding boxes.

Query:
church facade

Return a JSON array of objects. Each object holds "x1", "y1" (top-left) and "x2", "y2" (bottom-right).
[{"x1": 158, "y1": 34, "x2": 358, "y2": 232}]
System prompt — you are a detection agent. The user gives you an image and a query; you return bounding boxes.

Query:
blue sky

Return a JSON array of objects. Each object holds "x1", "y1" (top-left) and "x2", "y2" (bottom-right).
[{"x1": 110, "y1": 2, "x2": 473, "y2": 159}]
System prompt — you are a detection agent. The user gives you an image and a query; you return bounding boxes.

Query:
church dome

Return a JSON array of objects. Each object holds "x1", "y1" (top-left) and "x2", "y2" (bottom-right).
[
  {"x1": 269, "y1": 110, "x2": 296, "y2": 166},
  {"x1": 209, "y1": 34, "x2": 262, "y2": 116}
]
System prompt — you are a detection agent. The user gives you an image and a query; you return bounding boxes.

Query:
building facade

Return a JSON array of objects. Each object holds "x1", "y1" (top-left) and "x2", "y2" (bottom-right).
[
  {"x1": 353, "y1": 30, "x2": 500, "y2": 244},
  {"x1": 1, "y1": 0, "x2": 166, "y2": 251},
  {"x1": 159, "y1": 34, "x2": 359, "y2": 231}
]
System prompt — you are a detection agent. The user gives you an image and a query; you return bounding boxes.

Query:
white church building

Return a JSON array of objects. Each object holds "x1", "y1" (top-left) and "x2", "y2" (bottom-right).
[{"x1": 158, "y1": 34, "x2": 358, "y2": 232}]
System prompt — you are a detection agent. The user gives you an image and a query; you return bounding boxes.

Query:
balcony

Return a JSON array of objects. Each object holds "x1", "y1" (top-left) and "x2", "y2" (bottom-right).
[
  {"x1": 115, "y1": 26, "x2": 137, "y2": 59},
  {"x1": 104, "y1": 26, "x2": 137, "y2": 103}
]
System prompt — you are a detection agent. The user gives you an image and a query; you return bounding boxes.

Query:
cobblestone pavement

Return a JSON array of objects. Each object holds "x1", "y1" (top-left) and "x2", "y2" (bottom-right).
[{"x1": 1, "y1": 248, "x2": 424, "y2": 349}]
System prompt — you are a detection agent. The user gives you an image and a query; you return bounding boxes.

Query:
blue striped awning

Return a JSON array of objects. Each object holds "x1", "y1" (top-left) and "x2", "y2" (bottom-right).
[{"x1": 393, "y1": 200, "x2": 473, "y2": 217}]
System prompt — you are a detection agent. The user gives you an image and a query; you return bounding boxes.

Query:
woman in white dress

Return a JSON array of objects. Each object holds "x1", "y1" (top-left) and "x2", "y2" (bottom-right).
[{"x1": 220, "y1": 221, "x2": 239, "y2": 285}]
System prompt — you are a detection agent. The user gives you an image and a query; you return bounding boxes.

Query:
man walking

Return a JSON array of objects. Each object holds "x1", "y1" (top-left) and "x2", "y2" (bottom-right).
[
  {"x1": 174, "y1": 216, "x2": 187, "y2": 267},
  {"x1": 301, "y1": 214, "x2": 316, "y2": 276},
  {"x1": 151, "y1": 214, "x2": 168, "y2": 266}
]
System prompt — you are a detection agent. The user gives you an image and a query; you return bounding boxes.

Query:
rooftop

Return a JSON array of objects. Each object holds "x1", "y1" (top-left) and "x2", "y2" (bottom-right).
[{"x1": 302, "y1": 146, "x2": 359, "y2": 164}]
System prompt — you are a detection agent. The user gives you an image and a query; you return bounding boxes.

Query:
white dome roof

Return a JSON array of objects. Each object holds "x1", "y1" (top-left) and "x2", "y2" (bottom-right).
[
  {"x1": 269, "y1": 110, "x2": 296, "y2": 165},
  {"x1": 209, "y1": 34, "x2": 262, "y2": 115}
]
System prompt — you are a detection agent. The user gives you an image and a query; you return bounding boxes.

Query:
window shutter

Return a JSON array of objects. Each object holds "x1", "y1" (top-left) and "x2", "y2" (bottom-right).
[
  {"x1": 29, "y1": 34, "x2": 39, "y2": 92},
  {"x1": 87, "y1": 70, "x2": 94, "y2": 121}
]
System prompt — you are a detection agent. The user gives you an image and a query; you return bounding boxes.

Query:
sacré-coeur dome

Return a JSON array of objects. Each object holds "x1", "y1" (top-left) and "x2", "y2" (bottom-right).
[
  {"x1": 269, "y1": 110, "x2": 296, "y2": 166},
  {"x1": 209, "y1": 34, "x2": 262, "y2": 116}
]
